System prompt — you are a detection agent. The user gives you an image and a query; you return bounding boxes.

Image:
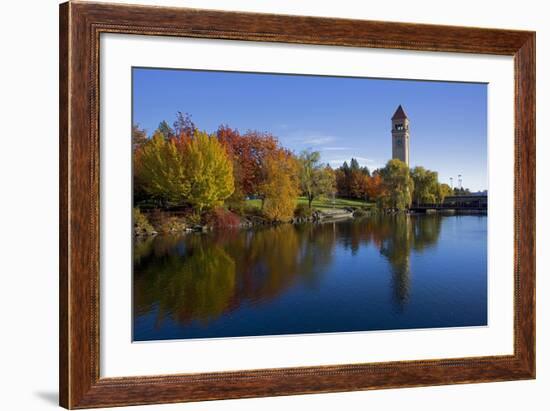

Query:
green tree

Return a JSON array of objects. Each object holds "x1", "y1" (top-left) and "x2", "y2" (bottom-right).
[
  {"x1": 350, "y1": 158, "x2": 360, "y2": 171},
  {"x1": 378, "y1": 159, "x2": 414, "y2": 210},
  {"x1": 437, "y1": 183, "x2": 453, "y2": 203},
  {"x1": 411, "y1": 166, "x2": 439, "y2": 205},
  {"x1": 453, "y1": 187, "x2": 471, "y2": 196},
  {"x1": 183, "y1": 131, "x2": 235, "y2": 212},
  {"x1": 157, "y1": 120, "x2": 175, "y2": 140},
  {"x1": 298, "y1": 150, "x2": 335, "y2": 209}
]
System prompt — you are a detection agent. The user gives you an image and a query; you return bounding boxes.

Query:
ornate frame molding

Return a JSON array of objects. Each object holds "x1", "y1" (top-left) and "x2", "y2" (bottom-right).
[{"x1": 60, "y1": 1, "x2": 535, "y2": 408}]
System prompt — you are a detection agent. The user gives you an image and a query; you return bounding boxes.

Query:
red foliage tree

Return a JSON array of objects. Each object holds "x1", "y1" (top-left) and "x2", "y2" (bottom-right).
[{"x1": 217, "y1": 126, "x2": 281, "y2": 197}]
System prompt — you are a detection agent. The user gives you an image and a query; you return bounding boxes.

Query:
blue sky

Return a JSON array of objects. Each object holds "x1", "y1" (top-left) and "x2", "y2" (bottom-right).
[{"x1": 133, "y1": 68, "x2": 487, "y2": 191}]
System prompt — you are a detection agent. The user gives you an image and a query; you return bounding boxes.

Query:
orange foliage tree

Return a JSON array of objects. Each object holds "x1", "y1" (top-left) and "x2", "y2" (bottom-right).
[
  {"x1": 259, "y1": 150, "x2": 300, "y2": 221},
  {"x1": 366, "y1": 173, "x2": 385, "y2": 202},
  {"x1": 349, "y1": 171, "x2": 369, "y2": 200}
]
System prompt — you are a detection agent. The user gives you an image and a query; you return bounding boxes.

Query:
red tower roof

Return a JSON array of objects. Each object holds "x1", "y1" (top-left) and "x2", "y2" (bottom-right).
[{"x1": 391, "y1": 105, "x2": 408, "y2": 120}]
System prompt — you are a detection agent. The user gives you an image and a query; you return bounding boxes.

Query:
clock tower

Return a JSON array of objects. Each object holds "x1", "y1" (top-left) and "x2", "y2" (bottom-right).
[{"x1": 391, "y1": 105, "x2": 410, "y2": 166}]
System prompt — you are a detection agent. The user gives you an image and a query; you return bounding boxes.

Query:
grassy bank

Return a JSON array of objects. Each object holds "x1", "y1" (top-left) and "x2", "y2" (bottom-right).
[
  {"x1": 135, "y1": 196, "x2": 376, "y2": 236},
  {"x1": 246, "y1": 196, "x2": 373, "y2": 211}
]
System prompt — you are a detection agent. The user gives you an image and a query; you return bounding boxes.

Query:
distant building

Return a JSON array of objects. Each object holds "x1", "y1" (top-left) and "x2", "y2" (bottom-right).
[
  {"x1": 391, "y1": 105, "x2": 410, "y2": 166},
  {"x1": 442, "y1": 195, "x2": 487, "y2": 209}
]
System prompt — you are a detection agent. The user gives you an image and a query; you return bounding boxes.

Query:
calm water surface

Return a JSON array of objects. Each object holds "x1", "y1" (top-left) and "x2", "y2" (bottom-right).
[{"x1": 133, "y1": 214, "x2": 487, "y2": 341}]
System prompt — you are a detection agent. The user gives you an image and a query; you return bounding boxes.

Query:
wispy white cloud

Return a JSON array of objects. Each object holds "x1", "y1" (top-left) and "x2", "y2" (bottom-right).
[
  {"x1": 321, "y1": 147, "x2": 351, "y2": 151},
  {"x1": 280, "y1": 131, "x2": 385, "y2": 170},
  {"x1": 301, "y1": 136, "x2": 336, "y2": 146},
  {"x1": 280, "y1": 130, "x2": 337, "y2": 147}
]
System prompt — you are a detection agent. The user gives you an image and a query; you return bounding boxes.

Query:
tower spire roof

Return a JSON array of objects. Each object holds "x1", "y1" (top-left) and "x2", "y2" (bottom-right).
[{"x1": 392, "y1": 105, "x2": 408, "y2": 120}]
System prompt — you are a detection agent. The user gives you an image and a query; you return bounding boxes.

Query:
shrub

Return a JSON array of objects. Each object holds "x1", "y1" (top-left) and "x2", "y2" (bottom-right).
[
  {"x1": 205, "y1": 207, "x2": 241, "y2": 228},
  {"x1": 184, "y1": 211, "x2": 202, "y2": 226},
  {"x1": 133, "y1": 208, "x2": 155, "y2": 235},
  {"x1": 157, "y1": 216, "x2": 186, "y2": 234},
  {"x1": 294, "y1": 203, "x2": 314, "y2": 219},
  {"x1": 142, "y1": 209, "x2": 190, "y2": 233}
]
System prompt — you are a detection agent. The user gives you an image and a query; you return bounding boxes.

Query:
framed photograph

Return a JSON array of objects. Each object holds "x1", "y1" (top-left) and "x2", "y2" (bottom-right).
[{"x1": 59, "y1": 1, "x2": 535, "y2": 408}]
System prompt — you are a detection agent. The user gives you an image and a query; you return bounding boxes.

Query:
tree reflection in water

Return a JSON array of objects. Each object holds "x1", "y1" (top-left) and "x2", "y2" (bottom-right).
[
  {"x1": 134, "y1": 214, "x2": 443, "y2": 329},
  {"x1": 378, "y1": 215, "x2": 441, "y2": 309}
]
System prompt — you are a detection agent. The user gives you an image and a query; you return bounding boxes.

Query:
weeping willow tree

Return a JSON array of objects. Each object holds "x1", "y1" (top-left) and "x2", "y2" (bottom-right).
[
  {"x1": 378, "y1": 159, "x2": 414, "y2": 210},
  {"x1": 411, "y1": 166, "x2": 439, "y2": 205}
]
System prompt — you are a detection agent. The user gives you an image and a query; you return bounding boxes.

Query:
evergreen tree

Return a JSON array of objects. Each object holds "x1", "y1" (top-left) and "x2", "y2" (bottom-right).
[{"x1": 157, "y1": 120, "x2": 175, "y2": 140}]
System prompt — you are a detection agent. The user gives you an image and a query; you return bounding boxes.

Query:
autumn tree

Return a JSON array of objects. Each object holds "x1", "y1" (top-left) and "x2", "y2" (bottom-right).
[
  {"x1": 298, "y1": 150, "x2": 335, "y2": 209},
  {"x1": 136, "y1": 131, "x2": 190, "y2": 205},
  {"x1": 378, "y1": 159, "x2": 414, "y2": 210},
  {"x1": 215, "y1": 126, "x2": 245, "y2": 204},
  {"x1": 411, "y1": 166, "x2": 439, "y2": 205},
  {"x1": 260, "y1": 151, "x2": 300, "y2": 221},
  {"x1": 349, "y1": 171, "x2": 369, "y2": 200},
  {"x1": 132, "y1": 124, "x2": 147, "y2": 151},
  {"x1": 335, "y1": 158, "x2": 370, "y2": 199},
  {"x1": 173, "y1": 111, "x2": 195, "y2": 142},
  {"x1": 217, "y1": 126, "x2": 280, "y2": 197},
  {"x1": 183, "y1": 131, "x2": 235, "y2": 212},
  {"x1": 366, "y1": 172, "x2": 385, "y2": 202}
]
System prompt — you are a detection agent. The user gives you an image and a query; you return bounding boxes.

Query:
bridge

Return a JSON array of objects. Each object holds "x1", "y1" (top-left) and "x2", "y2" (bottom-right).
[{"x1": 410, "y1": 195, "x2": 487, "y2": 213}]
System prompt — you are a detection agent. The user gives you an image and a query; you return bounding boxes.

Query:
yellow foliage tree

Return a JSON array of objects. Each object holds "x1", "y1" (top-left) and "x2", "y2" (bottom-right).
[
  {"x1": 136, "y1": 131, "x2": 190, "y2": 205},
  {"x1": 183, "y1": 131, "x2": 235, "y2": 212},
  {"x1": 260, "y1": 151, "x2": 300, "y2": 221}
]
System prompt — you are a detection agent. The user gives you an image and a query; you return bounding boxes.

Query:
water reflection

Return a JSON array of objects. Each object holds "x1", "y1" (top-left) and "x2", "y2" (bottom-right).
[
  {"x1": 133, "y1": 214, "x2": 485, "y2": 341},
  {"x1": 134, "y1": 236, "x2": 236, "y2": 325},
  {"x1": 379, "y1": 215, "x2": 440, "y2": 308}
]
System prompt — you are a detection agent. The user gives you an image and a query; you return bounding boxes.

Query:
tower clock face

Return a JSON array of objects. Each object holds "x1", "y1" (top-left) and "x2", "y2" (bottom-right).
[{"x1": 397, "y1": 138, "x2": 403, "y2": 147}]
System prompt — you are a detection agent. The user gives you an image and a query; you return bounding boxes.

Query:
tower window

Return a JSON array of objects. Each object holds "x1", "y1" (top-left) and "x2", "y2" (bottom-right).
[{"x1": 395, "y1": 123, "x2": 404, "y2": 131}]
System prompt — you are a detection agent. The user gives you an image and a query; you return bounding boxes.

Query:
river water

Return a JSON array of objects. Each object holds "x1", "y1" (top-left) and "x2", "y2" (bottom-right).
[{"x1": 133, "y1": 214, "x2": 487, "y2": 341}]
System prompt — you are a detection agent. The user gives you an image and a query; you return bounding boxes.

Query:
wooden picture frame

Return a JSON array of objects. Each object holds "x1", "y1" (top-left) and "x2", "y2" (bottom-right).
[{"x1": 59, "y1": 1, "x2": 535, "y2": 408}]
